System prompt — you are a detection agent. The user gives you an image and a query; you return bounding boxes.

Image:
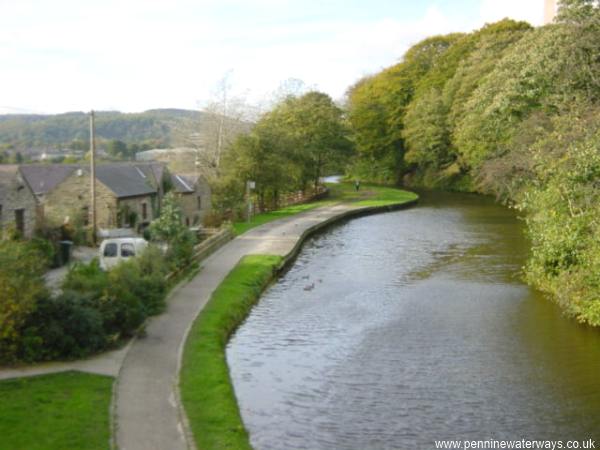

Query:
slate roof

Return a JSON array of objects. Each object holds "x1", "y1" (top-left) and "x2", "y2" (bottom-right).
[
  {"x1": 171, "y1": 174, "x2": 196, "y2": 193},
  {"x1": 95, "y1": 164, "x2": 156, "y2": 198},
  {"x1": 19, "y1": 164, "x2": 78, "y2": 195},
  {"x1": 17, "y1": 162, "x2": 165, "y2": 199},
  {"x1": 0, "y1": 165, "x2": 37, "y2": 203}
]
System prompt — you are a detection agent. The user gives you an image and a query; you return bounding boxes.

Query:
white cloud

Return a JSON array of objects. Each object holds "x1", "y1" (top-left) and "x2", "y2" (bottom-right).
[{"x1": 0, "y1": 1, "x2": 547, "y2": 114}]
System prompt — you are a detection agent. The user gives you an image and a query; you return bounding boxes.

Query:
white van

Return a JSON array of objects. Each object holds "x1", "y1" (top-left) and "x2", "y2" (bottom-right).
[{"x1": 99, "y1": 238, "x2": 148, "y2": 270}]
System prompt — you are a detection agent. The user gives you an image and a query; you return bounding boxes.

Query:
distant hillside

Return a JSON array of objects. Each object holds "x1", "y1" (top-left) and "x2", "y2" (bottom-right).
[{"x1": 0, "y1": 109, "x2": 205, "y2": 154}]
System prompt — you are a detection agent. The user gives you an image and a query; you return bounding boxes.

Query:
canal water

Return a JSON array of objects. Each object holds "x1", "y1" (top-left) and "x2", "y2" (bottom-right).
[{"x1": 226, "y1": 192, "x2": 600, "y2": 449}]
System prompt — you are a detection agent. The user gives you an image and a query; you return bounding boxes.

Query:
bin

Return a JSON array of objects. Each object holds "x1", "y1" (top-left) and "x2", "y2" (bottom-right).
[{"x1": 59, "y1": 240, "x2": 74, "y2": 265}]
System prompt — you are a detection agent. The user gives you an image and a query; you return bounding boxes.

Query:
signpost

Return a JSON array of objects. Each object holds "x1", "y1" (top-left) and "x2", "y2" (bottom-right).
[{"x1": 246, "y1": 180, "x2": 255, "y2": 223}]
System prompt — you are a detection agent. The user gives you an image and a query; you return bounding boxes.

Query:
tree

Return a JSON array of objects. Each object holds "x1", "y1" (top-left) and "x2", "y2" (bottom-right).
[
  {"x1": 149, "y1": 192, "x2": 196, "y2": 269},
  {"x1": 514, "y1": 107, "x2": 600, "y2": 325},
  {"x1": 106, "y1": 139, "x2": 129, "y2": 160},
  {"x1": 175, "y1": 73, "x2": 253, "y2": 181},
  {"x1": 403, "y1": 88, "x2": 450, "y2": 169},
  {"x1": 217, "y1": 91, "x2": 352, "y2": 212},
  {"x1": 269, "y1": 92, "x2": 353, "y2": 189},
  {"x1": 347, "y1": 33, "x2": 462, "y2": 183},
  {"x1": 0, "y1": 240, "x2": 49, "y2": 362}
]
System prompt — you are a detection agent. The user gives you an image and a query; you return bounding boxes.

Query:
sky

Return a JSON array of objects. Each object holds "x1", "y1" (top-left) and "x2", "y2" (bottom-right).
[{"x1": 0, "y1": 0, "x2": 545, "y2": 115}]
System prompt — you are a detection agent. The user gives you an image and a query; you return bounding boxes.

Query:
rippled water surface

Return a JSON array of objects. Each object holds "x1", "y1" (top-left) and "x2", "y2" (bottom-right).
[{"x1": 226, "y1": 192, "x2": 600, "y2": 450}]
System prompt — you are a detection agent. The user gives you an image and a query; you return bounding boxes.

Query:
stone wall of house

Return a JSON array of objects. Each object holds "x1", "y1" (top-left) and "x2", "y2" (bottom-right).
[
  {"x1": 0, "y1": 173, "x2": 37, "y2": 238},
  {"x1": 177, "y1": 180, "x2": 211, "y2": 226},
  {"x1": 118, "y1": 195, "x2": 156, "y2": 228},
  {"x1": 42, "y1": 171, "x2": 117, "y2": 229}
]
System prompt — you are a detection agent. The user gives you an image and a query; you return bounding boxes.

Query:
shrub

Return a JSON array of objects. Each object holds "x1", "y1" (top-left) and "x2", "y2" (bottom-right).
[
  {"x1": 202, "y1": 211, "x2": 224, "y2": 228},
  {"x1": 149, "y1": 192, "x2": 197, "y2": 271},
  {"x1": 62, "y1": 259, "x2": 108, "y2": 298},
  {"x1": 20, "y1": 291, "x2": 106, "y2": 361},
  {"x1": 108, "y1": 257, "x2": 167, "y2": 317},
  {"x1": 0, "y1": 240, "x2": 49, "y2": 364}
]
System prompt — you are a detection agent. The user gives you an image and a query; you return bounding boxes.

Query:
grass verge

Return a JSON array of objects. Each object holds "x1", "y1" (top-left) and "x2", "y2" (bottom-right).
[
  {"x1": 232, "y1": 201, "x2": 329, "y2": 235},
  {"x1": 0, "y1": 371, "x2": 113, "y2": 450},
  {"x1": 232, "y1": 182, "x2": 417, "y2": 235},
  {"x1": 326, "y1": 182, "x2": 418, "y2": 207},
  {"x1": 180, "y1": 254, "x2": 283, "y2": 450}
]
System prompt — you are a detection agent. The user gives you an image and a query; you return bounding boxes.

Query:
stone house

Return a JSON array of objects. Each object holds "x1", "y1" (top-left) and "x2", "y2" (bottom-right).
[
  {"x1": 18, "y1": 162, "x2": 210, "y2": 235},
  {"x1": 20, "y1": 163, "x2": 165, "y2": 232},
  {"x1": 170, "y1": 174, "x2": 212, "y2": 227},
  {"x1": 0, "y1": 165, "x2": 38, "y2": 238}
]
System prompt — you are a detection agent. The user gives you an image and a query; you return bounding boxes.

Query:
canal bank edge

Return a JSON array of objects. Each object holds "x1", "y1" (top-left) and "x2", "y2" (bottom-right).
[
  {"x1": 179, "y1": 194, "x2": 418, "y2": 450},
  {"x1": 277, "y1": 198, "x2": 419, "y2": 273}
]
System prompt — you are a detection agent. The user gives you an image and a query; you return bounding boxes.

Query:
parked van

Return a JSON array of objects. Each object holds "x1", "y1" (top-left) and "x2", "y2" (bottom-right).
[{"x1": 99, "y1": 238, "x2": 148, "y2": 270}]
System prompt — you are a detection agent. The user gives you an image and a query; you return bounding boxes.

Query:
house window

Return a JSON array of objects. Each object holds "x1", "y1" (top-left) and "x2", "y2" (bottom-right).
[
  {"x1": 82, "y1": 206, "x2": 89, "y2": 226},
  {"x1": 142, "y1": 203, "x2": 148, "y2": 221},
  {"x1": 197, "y1": 196, "x2": 202, "y2": 210},
  {"x1": 15, "y1": 209, "x2": 25, "y2": 236},
  {"x1": 185, "y1": 217, "x2": 190, "y2": 227}
]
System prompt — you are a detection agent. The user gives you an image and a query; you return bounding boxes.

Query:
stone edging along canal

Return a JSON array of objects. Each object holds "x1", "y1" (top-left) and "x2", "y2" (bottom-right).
[
  {"x1": 176, "y1": 196, "x2": 418, "y2": 450},
  {"x1": 277, "y1": 199, "x2": 419, "y2": 272}
]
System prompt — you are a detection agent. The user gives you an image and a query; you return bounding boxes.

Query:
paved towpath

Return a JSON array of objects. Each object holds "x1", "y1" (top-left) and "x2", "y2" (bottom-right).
[
  {"x1": 115, "y1": 202, "x2": 368, "y2": 450},
  {"x1": 0, "y1": 344, "x2": 130, "y2": 381}
]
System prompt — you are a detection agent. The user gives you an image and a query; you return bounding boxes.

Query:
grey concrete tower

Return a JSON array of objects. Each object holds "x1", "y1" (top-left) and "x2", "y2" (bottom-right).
[{"x1": 544, "y1": 0, "x2": 558, "y2": 24}]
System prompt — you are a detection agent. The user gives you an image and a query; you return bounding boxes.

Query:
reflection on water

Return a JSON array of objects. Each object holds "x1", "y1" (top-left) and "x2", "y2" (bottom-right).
[{"x1": 226, "y1": 192, "x2": 600, "y2": 450}]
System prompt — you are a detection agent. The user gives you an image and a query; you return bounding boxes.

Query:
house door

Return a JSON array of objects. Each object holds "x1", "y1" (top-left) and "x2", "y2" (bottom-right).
[{"x1": 15, "y1": 209, "x2": 25, "y2": 236}]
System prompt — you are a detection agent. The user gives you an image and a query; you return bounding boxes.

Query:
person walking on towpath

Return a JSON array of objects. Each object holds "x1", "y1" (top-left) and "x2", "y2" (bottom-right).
[{"x1": 355, "y1": 180, "x2": 361, "y2": 191}]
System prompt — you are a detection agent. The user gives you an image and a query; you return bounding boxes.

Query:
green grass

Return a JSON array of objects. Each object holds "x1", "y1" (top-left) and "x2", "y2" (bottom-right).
[
  {"x1": 232, "y1": 182, "x2": 417, "y2": 235},
  {"x1": 180, "y1": 254, "x2": 283, "y2": 450},
  {"x1": 0, "y1": 371, "x2": 113, "y2": 450},
  {"x1": 232, "y1": 201, "x2": 330, "y2": 235},
  {"x1": 326, "y1": 182, "x2": 418, "y2": 207}
]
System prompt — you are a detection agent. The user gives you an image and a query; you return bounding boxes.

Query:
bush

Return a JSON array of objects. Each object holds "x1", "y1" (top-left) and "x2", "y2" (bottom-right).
[
  {"x1": 61, "y1": 253, "x2": 166, "y2": 340},
  {"x1": 28, "y1": 238, "x2": 56, "y2": 269},
  {"x1": 62, "y1": 259, "x2": 108, "y2": 298},
  {"x1": 2, "y1": 239, "x2": 171, "y2": 363},
  {"x1": 108, "y1": 257, "x2": 167, "y2": 318},
  {"x1": 166, "y1": 231, "x2": 196, "y2": 271},
  {"x1": 0, "y1": 240, "x2": 49, "y2": 364},
  {"x1": 20, "y1": 291, "x2": 106, "y2": 361},
  {"x1": 149, "y1": 192, "x2": 197, "y2": 271},
  {"x1": 202, "y1": 211, "x2": 225, "y2": 228}
]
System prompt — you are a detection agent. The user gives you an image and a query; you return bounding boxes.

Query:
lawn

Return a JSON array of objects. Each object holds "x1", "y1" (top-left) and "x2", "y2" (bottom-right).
[
  {"x1": 0, "y1": 371, "x2": 113, "y2": 450},
  {"x1": 232, "y1": 182, "x2": 417, "y2": 235},
  {"x1": 180, "y1": 255, "x2": 282, "y2": 450}
]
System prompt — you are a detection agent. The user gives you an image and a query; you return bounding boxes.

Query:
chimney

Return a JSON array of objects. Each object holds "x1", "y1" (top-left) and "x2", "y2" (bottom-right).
[{"x1": 544, "y1": 0, "x2": 557, "y2": 24}]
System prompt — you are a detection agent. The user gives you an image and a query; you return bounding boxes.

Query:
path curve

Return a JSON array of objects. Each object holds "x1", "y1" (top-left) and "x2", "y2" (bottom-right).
[{"x1": 115, "y1": 201, "x2": 416, "y2": 450}]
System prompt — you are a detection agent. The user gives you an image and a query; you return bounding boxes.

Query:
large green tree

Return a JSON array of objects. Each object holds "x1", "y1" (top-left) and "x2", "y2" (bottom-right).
[
  {"x1": 401, "y1": 20, "x2": 531, "y2": 185},
  {"x1": 269, "y1": 92, "x2": 352, "y2": 189},
  {"x1": 347, "y1": 34, "x2": 464, "y2": 183},
  {"x1": 220, "y1": 91, "x2": 351, "y2": 210}
]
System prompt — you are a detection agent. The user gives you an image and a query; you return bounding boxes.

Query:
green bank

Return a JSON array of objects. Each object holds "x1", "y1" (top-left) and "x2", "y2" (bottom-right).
[
  {"x1": 233, "y1": 182, "x2": 418, "y2": 236},
  {"x1": 180, "y1": 254, "x2": 282, "y2": 450}
]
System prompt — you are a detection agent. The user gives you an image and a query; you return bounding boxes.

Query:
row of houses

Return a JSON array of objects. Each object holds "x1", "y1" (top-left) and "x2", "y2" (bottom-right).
[{"x1": 0, "y1": 162, "x2": 211, "y2": 239}]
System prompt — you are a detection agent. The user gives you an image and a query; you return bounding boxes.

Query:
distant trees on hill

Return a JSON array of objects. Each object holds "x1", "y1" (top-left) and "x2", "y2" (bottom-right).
[{"x1": 0, "y1": 109, "x2": 203, "y2": 154}]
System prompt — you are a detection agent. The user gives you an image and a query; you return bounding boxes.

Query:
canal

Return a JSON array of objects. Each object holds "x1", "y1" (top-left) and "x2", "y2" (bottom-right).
[{"x1": 226, "y1": 192, "x2": 600, "y2": 449}]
